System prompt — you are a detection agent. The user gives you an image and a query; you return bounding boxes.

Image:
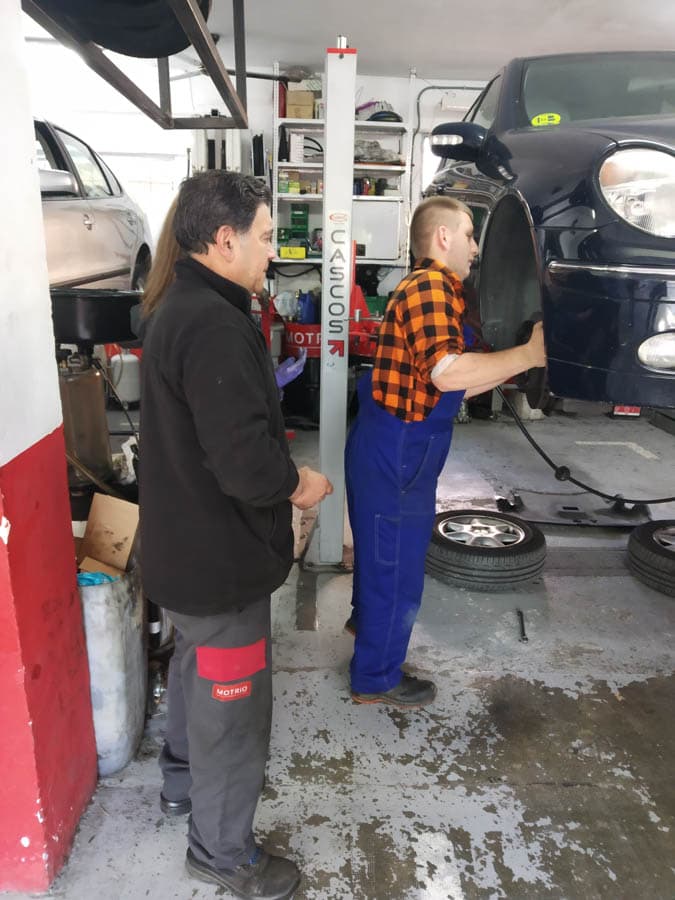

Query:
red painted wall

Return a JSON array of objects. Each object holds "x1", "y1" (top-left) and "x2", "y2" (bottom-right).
[{"x1": 0, "y1": 426, "x2": 97, "y2": 891}]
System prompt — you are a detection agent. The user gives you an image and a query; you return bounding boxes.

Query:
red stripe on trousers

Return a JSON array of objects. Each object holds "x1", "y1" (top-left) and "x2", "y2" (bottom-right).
[{"x1": 196, "y1": 638, "x2": 266, "y2": 682}]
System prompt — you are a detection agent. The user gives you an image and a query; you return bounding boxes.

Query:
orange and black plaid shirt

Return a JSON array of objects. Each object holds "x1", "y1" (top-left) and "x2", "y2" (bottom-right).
[{"x1": 372, "y1": 258, "x2": 465, "y2": 422}]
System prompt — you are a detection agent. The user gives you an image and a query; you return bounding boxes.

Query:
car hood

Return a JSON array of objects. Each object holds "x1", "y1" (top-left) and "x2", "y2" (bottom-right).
[
  {"x1": 485, "y1": 119, "x2": 675, "y2": 231},
  {"x1": 569, "y1": 115, "x2": 675, "y2": 149}
]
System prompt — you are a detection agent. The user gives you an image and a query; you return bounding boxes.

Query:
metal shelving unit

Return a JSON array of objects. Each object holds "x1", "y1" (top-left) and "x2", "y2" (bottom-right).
[{"x1": 271, "y1": 64, "x2": 416, "y2": 273}]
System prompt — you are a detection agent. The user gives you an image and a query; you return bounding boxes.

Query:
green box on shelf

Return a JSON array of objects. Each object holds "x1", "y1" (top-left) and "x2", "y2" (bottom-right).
[
  {"x1": 290, "y1": 204, "x2": 309, "y2": 227},
  {"x1": 365, "y1": 296, "x2": 388, "y2": 316}
]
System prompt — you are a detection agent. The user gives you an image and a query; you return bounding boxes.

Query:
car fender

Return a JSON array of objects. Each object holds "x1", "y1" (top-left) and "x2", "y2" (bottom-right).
[{"x1": 484, "y1": 128, "x2": 618, "y2": 231}]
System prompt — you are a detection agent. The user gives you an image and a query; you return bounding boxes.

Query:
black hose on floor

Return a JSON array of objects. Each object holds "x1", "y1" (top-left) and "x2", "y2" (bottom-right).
[{"x1": 495, "y1": 387, "x2": 675, "y2": 506}]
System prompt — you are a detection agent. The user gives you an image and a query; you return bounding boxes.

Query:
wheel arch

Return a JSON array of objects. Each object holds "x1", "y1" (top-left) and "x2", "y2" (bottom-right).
[
  {"x1": 132, "y1": 244, "x2": 152, "y2": 289},
  {"x1": 478, "y1": 191, "x2": 544, "y2": 351}
]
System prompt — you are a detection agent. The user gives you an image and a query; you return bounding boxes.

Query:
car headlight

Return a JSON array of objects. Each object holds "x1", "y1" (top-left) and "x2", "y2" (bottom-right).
[
  {"x1": 637, "y1": 332, "x2": 675, "y2": 370},
  {"x1": 599, "y1": 148, "x2": 675, "y2": 238}
]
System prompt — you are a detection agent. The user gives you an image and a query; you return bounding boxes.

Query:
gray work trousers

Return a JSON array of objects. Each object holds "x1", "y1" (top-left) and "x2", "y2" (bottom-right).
[{"x1": 159, "y1": 597, "x2": 272, "y2": 869}]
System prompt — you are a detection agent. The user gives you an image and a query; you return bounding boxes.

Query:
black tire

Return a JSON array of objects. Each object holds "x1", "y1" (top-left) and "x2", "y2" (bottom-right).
[
  {"x1": 38, "y1": 0, "x2": 211, "y2": 58},
  {"x1": 425, "y1": 509, "x2": 546, "y2": 592},
  {"x1": 627, "y1": 520, "x2": 675, "y2": 598},
  {"x1": 131, "y1": 250, "x2": 151, "y2": 291}
]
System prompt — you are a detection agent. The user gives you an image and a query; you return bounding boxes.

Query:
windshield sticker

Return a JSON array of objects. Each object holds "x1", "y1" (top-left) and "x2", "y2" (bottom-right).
[{"x1": 531, "y1": 113, "x2": 561, "y2": 127}]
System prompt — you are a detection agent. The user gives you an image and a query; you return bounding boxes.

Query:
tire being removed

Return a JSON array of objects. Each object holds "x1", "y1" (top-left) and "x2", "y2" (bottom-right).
[{"x1": 425, "y1": 509, "x2": 546, "y2": 592}]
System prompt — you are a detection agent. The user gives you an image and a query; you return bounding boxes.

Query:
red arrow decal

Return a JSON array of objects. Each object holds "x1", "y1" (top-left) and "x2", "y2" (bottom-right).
[{"x1": 328, "y1": 340, "x2": 344, "y2": 357}]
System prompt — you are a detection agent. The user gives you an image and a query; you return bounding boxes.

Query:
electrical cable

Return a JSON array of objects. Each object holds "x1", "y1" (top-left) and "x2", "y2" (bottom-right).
[
  {"x1": 92, "y1": 356, "x2": 139, "y2": 445},
  {"x1": 65, "y1": 451, "x2": 125, "y2": 500},
  {"x1": 303, "y1": 136, "x2": 323, "y2": 154},
  {"x1": 271, "y1": 264, "x2": 321, "y2": 277},
  {"x1": 495, "y1": 386, "x2": 675, "y2": 506}
]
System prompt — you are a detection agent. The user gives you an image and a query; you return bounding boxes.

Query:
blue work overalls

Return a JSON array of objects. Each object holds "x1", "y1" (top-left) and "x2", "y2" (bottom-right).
[{"x1": 345, "y1": 369, "x2": 465, "y2": 694}]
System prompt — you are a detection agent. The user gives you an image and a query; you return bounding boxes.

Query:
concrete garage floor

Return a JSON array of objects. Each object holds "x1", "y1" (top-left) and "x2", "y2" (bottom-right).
[{"x1": 8, "y1": 403, "x2": 675, "y2": 899}]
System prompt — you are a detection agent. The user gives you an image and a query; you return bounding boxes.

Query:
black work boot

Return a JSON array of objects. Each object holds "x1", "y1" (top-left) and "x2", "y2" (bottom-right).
[
  {"x1": 160, "y1": 794, "x2": 191, "y2": 816},
  {"x1": 162, "y1": 776, "x2": 268, "y2": 818},
  {"x1": 352, "y1": 673, "x2": 436, "y2": 708},
  {"x1": 185, "y1": 846, "x2": 301, "y2": 900}
]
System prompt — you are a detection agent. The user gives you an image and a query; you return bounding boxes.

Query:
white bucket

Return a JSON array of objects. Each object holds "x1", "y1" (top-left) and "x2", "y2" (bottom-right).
[{"x1": 79, "y1": 566, "x2": 146, "y2": 776}]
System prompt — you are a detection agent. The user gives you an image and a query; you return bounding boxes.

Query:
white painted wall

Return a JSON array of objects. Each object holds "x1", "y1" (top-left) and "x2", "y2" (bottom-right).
[{"x1": 0, "y1": 2, "x2": 63, "y2": 468}]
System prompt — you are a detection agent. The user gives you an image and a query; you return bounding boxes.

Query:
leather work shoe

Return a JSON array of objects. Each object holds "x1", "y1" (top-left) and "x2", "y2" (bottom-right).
[
  {"x1": 162, "y1": 776, "x2": 268, "y2": 818},
  {"x1": 352, "y1": 673, "x2": 437, "y2": 708},
  {"x1": 160, "y1": 794, "x2": 191, "y2": 816},
  {"x1": 185, "y1": 846, "x2": 301, "y2": 900},
  {"x1": 343, "y1": 617, "x2": 356, "y2": 636}
]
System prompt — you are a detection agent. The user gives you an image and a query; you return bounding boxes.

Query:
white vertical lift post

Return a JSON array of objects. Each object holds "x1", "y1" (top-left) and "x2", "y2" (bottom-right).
[{"x1": 304, "y1": 37, "x2": 357, "y2": 569}]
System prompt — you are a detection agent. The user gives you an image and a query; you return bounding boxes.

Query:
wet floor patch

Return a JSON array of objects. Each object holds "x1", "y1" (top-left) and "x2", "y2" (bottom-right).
[{"x1": 262, "y1": 670, "x2": 675, "y2": 899}]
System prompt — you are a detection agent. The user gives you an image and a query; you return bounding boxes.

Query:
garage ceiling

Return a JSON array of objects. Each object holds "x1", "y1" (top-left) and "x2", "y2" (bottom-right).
[{"x1": 208, "y1": 0, "x2": 675, "y2": 79}]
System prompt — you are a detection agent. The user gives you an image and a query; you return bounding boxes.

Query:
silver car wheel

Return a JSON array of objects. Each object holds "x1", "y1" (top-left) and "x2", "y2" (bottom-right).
[
  {"x1": 437, "y1": 514, "x2": 527, "y2": 548},
  {"x1": 426, "y1": 508, "x2": 547, "y2": 592},
  {"x1": 653, "y1": 525, "x2": 675, "y2": 554}
]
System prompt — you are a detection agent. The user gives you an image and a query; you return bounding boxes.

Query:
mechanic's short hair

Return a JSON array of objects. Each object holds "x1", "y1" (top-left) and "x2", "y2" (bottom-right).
[
  {"x1": 410, "y1": 196, "x2": 473, "y2": 258},
  {"x1": 174, "y1": 170, "x2": 271, "y2": 254}
]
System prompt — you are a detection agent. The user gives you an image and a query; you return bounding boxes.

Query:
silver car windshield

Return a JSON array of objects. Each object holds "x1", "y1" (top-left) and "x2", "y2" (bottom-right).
[{"x1": 522, "y1": 53, "x2": 675, "y2": 126}]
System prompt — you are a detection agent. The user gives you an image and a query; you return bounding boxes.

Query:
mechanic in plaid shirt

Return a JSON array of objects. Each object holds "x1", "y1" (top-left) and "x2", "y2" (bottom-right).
[{"x1": 345, "y1": 196, "x2": 546, "y2": 708}]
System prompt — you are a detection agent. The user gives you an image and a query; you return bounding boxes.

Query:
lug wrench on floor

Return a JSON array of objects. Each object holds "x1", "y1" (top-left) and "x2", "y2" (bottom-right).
[{"x1": 516, "y1": 608, "x2": 528, "y2": 642}]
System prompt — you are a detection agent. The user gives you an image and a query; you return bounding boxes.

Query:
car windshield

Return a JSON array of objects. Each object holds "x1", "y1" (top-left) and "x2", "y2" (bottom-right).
[{"x1": 522, "y1": 53, "x2": 675, "y2": 126}]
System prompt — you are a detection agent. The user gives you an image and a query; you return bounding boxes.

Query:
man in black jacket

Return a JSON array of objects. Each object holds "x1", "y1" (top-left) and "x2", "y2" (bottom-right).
[{"x1": 140, "y1": 171, "x2": 332, "y2": 900}]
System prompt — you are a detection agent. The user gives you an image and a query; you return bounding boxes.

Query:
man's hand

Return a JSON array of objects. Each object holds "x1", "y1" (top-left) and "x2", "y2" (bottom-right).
[
  {"x1": 289, "y1": 466, "x2": 334, "y2": 509},
  {"x1": 525, "y1": 321, "x2": 546, "y2": 369},
  {"x1": 433, "y1": 320, "x2": 547, "y2": 395}
]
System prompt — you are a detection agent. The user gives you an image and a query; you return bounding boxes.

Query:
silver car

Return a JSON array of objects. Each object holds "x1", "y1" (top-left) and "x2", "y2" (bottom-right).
[{"x1": 36, "y1": 120, "x2": 152, "y2": 289}]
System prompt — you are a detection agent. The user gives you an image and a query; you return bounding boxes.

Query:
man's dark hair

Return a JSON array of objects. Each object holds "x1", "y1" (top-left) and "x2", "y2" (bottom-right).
[{"x1": 173, "y1": 170, "x2": 272, "y2": 254}]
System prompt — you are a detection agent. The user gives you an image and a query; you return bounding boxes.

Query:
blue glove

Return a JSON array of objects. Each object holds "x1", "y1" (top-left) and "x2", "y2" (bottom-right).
[{"x1": 275, "y1": 348, "x2": 307, "y2": 388}]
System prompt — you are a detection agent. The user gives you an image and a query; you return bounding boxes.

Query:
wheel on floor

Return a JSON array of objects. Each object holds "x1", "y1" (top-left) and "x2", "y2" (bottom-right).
[
  {"x1": 425, "y1": 509, "x2": 546, "y2": 592},
  {"x1": 627, "y1": 519, "x2": 675, "y2": 597}
]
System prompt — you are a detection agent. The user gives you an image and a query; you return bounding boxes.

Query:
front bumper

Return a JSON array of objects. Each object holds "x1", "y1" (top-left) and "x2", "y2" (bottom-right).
[{"x1": 543, "y1": 259, "x2": 675, "y2": 408}]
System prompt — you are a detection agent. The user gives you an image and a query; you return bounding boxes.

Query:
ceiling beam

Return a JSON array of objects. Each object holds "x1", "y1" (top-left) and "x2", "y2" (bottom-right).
[{"x1": 166, "y1": 0, "x2": 247, "y2": 126}]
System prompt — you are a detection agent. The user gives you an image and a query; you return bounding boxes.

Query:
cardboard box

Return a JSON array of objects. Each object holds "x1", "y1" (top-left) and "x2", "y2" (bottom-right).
[
  {"x1": 79, "y1": 556, "x2": 124, "y2": 578},
  {"x1": 288, "y1": 78, "x2": 321, "y2": 93},
  {"x1": 77, "y1": 493, "x2": 139, "y2": 577},
  {"x1": 287, "y1": 91, "x2": 314, "y2": 119}
]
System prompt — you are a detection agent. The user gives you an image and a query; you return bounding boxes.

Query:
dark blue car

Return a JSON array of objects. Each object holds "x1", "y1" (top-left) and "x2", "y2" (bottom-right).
[{"x1": 427, "y1": 51, "x2": 675, "y2": 409}]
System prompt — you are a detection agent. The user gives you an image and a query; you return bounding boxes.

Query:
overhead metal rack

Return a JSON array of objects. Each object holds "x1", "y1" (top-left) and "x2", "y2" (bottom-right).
[{"x1": 22, "y1": 0, "x2": 249, "y2": 130}]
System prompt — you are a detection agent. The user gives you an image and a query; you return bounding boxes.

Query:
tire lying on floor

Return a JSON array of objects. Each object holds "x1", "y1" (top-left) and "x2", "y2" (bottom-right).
[
  {"x1": 627, "y1": 520, "x2": 675, "y2": 598},
  {"x1": 425, "y1": 509, "x2": 546, "y2": 592}
]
